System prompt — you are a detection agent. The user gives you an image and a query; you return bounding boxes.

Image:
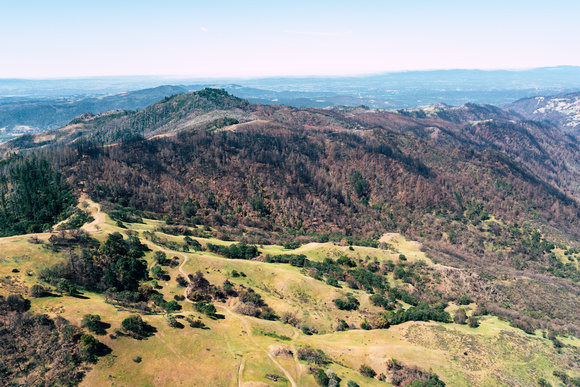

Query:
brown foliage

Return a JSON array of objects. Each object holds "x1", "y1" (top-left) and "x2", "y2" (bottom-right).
[
  {"x1": 32, "y1": 93, "x2": 580, "y2": 334},
  {"x1": 386, "y1": 358, "x2": 442, "y2": 386},
  {"x1": 0, "y1": 300, "x2": 94, "y2": 386}
]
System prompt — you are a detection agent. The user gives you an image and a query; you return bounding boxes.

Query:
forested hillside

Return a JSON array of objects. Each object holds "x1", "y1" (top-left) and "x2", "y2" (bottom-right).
[
  {"x1": 0, "y1": 156, "x2": 75, "y2": 236},
  {"x1": 2, "y1": 89, "x2": 576, "y2": 336},
  {"x1": 1, "y1": 89, "x2": 580, "y2": 386}
]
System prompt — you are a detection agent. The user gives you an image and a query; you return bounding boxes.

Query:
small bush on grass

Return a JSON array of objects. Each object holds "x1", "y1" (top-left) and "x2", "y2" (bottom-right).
[
  {"x1": 297, "y1": 346, "x2": 330, "y2": 365},
  {"x1": 193, "y1": 302, "x2": 217, "y2": 317},
  {"x1": 334, "y1": 293, "x2": 359, "y2": 311},
  {"x1": 166, "y1": 316, "x2": 184, "y2": 328},
  {"x1": 359, "y1": 364, "x2": 376, "y2": 378},
  {"x1": 82, "y1": 314, "x2": 110, "y2": 335},
  {"x1": 121, "y1": 315, "x2": 155, "y2": 339},
  {"x1": 29, "y1": 284, "x2": 49, "y2": 298},
  {"x1": 186, "y1": 317, "x2": 206, "y2": 328}
]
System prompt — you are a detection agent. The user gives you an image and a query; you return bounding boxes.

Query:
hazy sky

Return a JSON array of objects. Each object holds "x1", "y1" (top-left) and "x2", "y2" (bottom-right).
[{"x1": 1, "y1": 0, "x2": 579, "y2": 78}]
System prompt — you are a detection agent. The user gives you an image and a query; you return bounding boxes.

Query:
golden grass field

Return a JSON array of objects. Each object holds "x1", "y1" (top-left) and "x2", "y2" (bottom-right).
[{"x1": 1, "y1": 198, "x2": 579, "y2": 386}]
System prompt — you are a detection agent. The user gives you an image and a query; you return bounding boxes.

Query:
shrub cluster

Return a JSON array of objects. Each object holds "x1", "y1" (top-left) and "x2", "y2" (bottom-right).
[{"x1": 206, "y1": 242, "x2": 259, "y2": 259}]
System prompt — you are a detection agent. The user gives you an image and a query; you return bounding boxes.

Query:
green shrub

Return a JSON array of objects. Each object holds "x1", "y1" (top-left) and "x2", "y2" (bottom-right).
[
  {"x1": 359, "y1": 364, "x2": 376, "y2": 378},
  {"x1": 297, "y1": 346, "x2": 329, "y2": 365},
  {"x1": 121, "y1": 315, "x2": 153, "y2": 338},
  {"x1": 82, "y1": 314, "x2": 108, "y2": 335},
  {"x1": 283, "y1": 241, "x2": 301, "y2": 249},
  {"x1": 193, "y1": 302, "x2": 217, "y2": 317},
  {"x1": 334, "y1": 294, "x2": 359, "y2": 311},
  {"x1": 206, "y1": 242, "x2": 259, "y2": 259},
  {"x1": 314, "y1": 369, "x2": 329, "y2": 386}
]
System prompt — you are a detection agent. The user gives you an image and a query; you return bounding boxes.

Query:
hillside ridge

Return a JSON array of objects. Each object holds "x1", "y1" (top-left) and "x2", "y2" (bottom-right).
[{"x1": 1, "y1": 199, "x2": 578, "y2": 386}]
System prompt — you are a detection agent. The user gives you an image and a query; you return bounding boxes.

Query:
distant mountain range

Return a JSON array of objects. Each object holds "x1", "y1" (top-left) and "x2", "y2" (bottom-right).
[
  {"x1": 2, "y1": 66, "x2": 580, "y2": 139},
  {"x1": 0, "y1": 85, "x2": 187, "y2": 137}
]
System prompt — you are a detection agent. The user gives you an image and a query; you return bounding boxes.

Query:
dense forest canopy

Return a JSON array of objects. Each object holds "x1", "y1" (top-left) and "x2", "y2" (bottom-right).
[{"x1": 0, "y1": 156, "x2": 75, "y2": 236}]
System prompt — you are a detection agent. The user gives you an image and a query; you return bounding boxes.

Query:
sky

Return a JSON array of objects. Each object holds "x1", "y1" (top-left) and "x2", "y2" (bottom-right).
[{"x1": 1, "y1": 0, "x2": 579, "y2": 79}]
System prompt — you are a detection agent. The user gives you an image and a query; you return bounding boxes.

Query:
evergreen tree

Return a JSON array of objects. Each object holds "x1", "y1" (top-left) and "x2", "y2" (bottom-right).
[{"x1": 0, "y1": 156, "x2": 75, "y2": 236}]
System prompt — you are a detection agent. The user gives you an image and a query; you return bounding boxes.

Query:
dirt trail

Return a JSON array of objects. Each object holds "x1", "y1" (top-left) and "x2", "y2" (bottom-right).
[
  {"x1": 79, "y1": 194, "x2": 106, "y2": 232},
  {"x1": 0, "y1": 197, "x2": 297, "y2": 385},
  {"x1": 223, "y1": 119, "x2": 269, "y2": 132},
  {"x1": 177, "y1": 251, "x2": 189, "y2": 278},
  {"x1": 177, "y1": 253, "x2": 297, "y2": 387},
  {"x1": 238, "y1": 357, "x2": 245, "y2": 387},
  {"x1": 290, "y1": 330, "x2": 303, "y2": 383},
  {"x1": 215, "y1": 304, "x2": 297, "y2": 387},
  {"x1": 0, "y1": 193, "x2": 105, "y2": 243}
]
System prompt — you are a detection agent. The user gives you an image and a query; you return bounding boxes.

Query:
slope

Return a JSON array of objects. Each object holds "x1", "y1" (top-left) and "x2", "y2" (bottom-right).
[
  {"x1": 0, "y1": 85, "x2": 187, "y2": 135},
  {"x1": 2, "y1": 89, "x2": 580, "y2": 337},
  {"x1": 505, "y1": 91, "x2": 580, "y2": 133},
  {"x1": 0, "y1": 202, "x2": 578, "y2": 386}
]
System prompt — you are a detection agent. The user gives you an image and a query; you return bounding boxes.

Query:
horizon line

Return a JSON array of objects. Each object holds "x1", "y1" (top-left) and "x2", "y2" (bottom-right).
[{"x1": 1, "y1": 65, "x2": 578, "y2": 82}]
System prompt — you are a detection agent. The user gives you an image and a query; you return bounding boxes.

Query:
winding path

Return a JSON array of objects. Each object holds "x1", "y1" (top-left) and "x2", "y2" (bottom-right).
[
  {"x1": 0, "y1": 194, "x2": 106, "y2": 243},
  {"x1": 80, "y1": 194, "x2": 106, "y2": 232},
  {"x1": 177, "y1": 253, "x2": 297, "y2": 387}
]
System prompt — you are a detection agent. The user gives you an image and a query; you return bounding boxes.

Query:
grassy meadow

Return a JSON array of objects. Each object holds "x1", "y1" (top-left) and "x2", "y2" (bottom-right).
[{"x1": 0, "y1": 199, "x2": 578, "y2": 386}]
